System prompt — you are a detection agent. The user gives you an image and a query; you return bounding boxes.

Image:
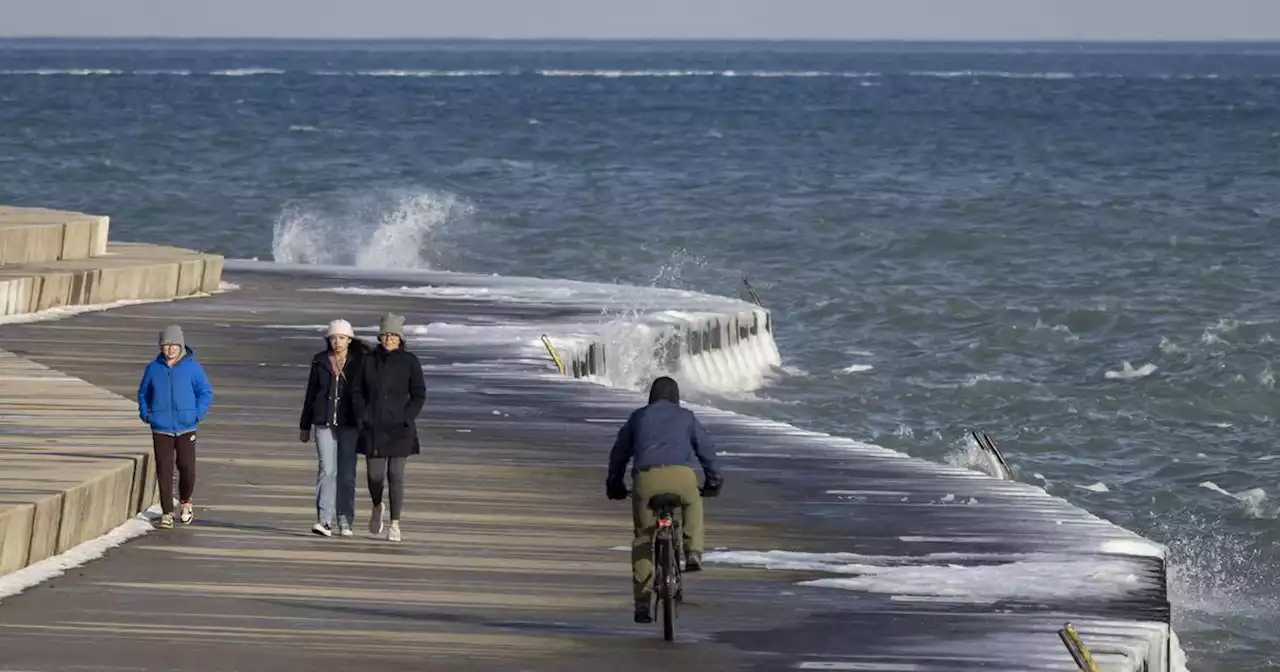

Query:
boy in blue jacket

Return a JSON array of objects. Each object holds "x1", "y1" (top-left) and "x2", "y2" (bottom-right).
[{"x1": 137, "y1": 325, "x2": 214, "y2": 528}]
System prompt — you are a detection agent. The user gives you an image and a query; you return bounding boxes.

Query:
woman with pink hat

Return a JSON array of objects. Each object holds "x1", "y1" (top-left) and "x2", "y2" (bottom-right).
[{"x1": 298, "y1": 319, "x2": 369, "y2": 537}]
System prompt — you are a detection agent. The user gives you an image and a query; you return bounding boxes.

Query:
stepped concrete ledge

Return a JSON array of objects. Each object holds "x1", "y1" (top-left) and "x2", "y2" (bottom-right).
[
  {"x1": 0, "y1": 206, "x2": 224, "y2": 316},
  {"x1": 0, "y1": 348, "x2": 156, "y2": 577},
  {"x1": 0, "y1": 206, "x2": 109, "y2": 265}
]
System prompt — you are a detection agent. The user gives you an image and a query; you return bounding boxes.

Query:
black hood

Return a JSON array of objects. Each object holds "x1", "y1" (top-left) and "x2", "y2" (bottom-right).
[{"x1": 648, "y1": 376, "x2": 680, "y2": 405}]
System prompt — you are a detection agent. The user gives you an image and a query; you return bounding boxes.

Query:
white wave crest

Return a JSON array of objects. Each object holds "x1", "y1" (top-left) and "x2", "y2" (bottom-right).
[
  {"x1": 0, "y1": 68, "x2": 123, "y2": 76},
  {"x1": 703, "y1": 548, "x2": 1158, "y2": 605},
  {"x1": 271, "y1": 191, "x2": 472, "y2": 270},
  {"x1": 1200, "y1": 482, "x2": 1272, "y2": 518},
  {"x1": 315, "y1": 69, "x2": 506, "y2": 77},
  {"x1": 0, "y1": 69, "x2": 1256, "y2": 84},
  {"x1": 1105, "y1": 361, "x2": 1157, "y2": 380},
  {"x1": 210, "y1": 68, "x2": 286, "y2": 76}
]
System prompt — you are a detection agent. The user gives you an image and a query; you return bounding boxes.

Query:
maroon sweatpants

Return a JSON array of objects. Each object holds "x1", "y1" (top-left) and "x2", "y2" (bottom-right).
[{"x1": 152, "y1": 431, "x2": 197, "y2": 514}]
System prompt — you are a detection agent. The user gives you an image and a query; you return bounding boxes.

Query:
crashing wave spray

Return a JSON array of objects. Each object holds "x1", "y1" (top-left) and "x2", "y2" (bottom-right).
[
  {"x1": 946, "y1": 431, "x2": 1014, "y2": 480},
  {"x1": 271, "y1": 190, "x2": 472, "y2": 270},
  {"x1": 576, "y1": 248, "x2": 779, "y2": 395}
]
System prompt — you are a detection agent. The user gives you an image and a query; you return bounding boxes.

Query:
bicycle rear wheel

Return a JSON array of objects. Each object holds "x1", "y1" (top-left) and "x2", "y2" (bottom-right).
[{"x1": 660, "y1": 536, "x2": 676, "y2": 641}]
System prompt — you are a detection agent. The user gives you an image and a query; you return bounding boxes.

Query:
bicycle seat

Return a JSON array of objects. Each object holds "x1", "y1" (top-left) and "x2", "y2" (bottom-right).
[{"x1": 648, "y1": 493, "x2": 684, "y2": 512}]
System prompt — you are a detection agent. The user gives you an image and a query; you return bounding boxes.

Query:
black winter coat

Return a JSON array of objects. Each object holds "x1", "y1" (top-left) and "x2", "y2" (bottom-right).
[
  {"x1": 299, "y1": 339, "x2": 370, "y2": 431},
  {"x1": 353, "y1": 345, "x2": 426, "y2": 458}
]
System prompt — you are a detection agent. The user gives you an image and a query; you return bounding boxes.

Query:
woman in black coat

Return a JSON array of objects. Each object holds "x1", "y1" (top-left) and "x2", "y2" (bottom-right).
[
  {"x1": 299, "y1": 319, "x2": 369, "y2": 538},
  {"x1": 352, "y1": 312, "x2": 426, "y2": 542}
]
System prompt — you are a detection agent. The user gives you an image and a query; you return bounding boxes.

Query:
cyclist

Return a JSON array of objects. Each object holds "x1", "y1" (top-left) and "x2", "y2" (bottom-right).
[{"x1": 607, "y1": 376, "x2": 723, "y2": 623}]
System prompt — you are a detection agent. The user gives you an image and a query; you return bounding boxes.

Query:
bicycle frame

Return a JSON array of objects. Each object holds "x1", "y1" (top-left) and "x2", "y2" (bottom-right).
[{"x1": 651, "y1": 506, "x2": 684, "y2": 641}]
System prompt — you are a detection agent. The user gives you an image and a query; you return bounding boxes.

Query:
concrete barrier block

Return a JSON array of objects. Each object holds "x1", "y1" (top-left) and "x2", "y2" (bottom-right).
[
  {"x1": 102, "y1": 460, "x2": 136, "y2": 532},
  {"x1": 56, "y1": 463, "x2": 135, "y2": 553},
  {"x1": 200, "y1": 256, "x2": 225, "y2": 293},
  {"x1": 91, "y1": 262, "x2": 180, "y2": 303},
  {"x1": 127, "y1": 451, "x2": 155, "y2": 515},
  {"x1": 0, "y1": 237, "x2": 222, "y2": 317},
  {"x1": 33, "y1": 273, "x2": 71, "y2": 311},
  {"x1": 26, "y1": 492, "x2": 63, "y2": 565},
  {"x1": 86, "y1": 267, "x2": 125, "y2": 304},
  {"x1": 176, "y1": 259, "x2": 205, "y2": 296},
  {"x1": 70, "y1": 269, "x2": 96, "y2": 305},
  {"x1": 90, "y1": 216, "x2": 110, "y2": 257},
  {"x1": 0, "y1": 504, "x2": 35, "y2": 575},
  {"x1": 0, "y1": 224, "x2": 65, "y2": 266},
  {"x1": 60, "y1": 219, "x2": 97, "y2": 261},
  {"x1": 10, "y1": 228, "x2": 40, "y2": 265},
  {"x1": 54, "y1": 470, "x2": 96, "y2": 554},
  {"x1": 0, "y1": 277, "x2": 33, "y2": 316},
  {"x1": 140, "y1": 263, "x2": 182, "y2": 299}
]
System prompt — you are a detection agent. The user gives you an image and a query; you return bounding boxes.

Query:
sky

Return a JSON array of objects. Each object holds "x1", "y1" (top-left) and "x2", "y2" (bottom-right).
[{"x1": 1, "y1": 0, "x2": 1278, "y2": 41}]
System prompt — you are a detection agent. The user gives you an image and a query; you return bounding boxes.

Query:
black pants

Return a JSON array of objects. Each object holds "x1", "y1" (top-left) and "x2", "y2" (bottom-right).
[
  {"x1": 152, "y1": 431, "x2": 197, "y2": 515},
  {"x1": 367, "y1": 456, "x2": 406, "y2": 520}
]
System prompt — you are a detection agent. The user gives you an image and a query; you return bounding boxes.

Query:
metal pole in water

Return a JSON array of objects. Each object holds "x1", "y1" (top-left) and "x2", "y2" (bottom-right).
[
  {"x1": 741, "y1": 276, "x2": 765, "y2": 308},
  {"x1": 1058, "y1": 622, "x2": 1101, "y2": 672},
  {"x1": 540, "y1": 334, "x2": 565, "y2": 375}
]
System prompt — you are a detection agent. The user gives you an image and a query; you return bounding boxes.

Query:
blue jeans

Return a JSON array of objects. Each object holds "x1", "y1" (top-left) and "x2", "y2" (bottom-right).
[{"x1": 314, "y1": 425, "x2": 359, "y2": 526}]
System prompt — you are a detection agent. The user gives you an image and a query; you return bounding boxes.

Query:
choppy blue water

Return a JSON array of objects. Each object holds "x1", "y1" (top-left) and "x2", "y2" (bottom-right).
[{"x1": 3, "y1": 39, "x2": 1279, "y2": 669}]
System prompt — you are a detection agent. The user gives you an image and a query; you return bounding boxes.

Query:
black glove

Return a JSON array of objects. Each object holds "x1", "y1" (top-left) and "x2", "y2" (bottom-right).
[
  {"x1": 700, "y1": 473, "x2": 723, "y2": 498},
  {"x1": 606, "y1": 478, "x2": 629, "y2": 501}
]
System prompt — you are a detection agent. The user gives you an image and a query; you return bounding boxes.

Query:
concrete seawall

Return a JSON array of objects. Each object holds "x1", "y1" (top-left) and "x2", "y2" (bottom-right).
[
  {"x1": 0, "y1": 348, "x2": 156, "y2": 576},
  {"x1": 0, "y1": 206, "x2": 109, "y2": 264},
  {"x1": 0, "y1": 204, "x2": 224, "y2": 580},
  {"x1": 550, "y1": 306, "x2": 781, "y2": 392},
  {"x1": 0, "y1": 206, "x2": 223, "y2": 317}
]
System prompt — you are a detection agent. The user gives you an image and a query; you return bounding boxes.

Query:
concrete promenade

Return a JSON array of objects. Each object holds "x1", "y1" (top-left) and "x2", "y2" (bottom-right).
[{"x1": 0, "y1": 265, "x2": 1174, "y2": 671}]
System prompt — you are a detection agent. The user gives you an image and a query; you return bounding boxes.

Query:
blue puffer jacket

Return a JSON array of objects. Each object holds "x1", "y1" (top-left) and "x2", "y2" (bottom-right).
[{"x1": 137, "y1": 347, "x2": 214, "y2": 434}]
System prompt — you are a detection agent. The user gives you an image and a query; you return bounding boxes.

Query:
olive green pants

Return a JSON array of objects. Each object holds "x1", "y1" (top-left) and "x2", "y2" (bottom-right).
[{"x1": 631, "y1": 465, "x2": 704, "y2": 602}]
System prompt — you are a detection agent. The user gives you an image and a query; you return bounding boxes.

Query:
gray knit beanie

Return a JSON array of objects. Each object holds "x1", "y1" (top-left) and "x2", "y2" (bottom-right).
[
  {"x1": 159, "y1": 325, "x2": 185, "y2": 349},
  {"x1": 378, "y1": 313, "x2": 405, "y2": 338}
]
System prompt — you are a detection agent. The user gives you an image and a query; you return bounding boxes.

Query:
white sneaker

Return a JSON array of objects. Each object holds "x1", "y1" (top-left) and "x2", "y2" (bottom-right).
[
  {"x1": 369, "y1": 503, "x2": 384, "y2": 536},
  {"x1": 179, "y1": 502, "x2": 194, "y2": 524},
  {"x1": 311, "y1": 522, "x2": 333, "y2": 537},
  {"x1": 387, "y1": 522, "x2": 401, "y2": 542},
  {"x1": 338, "y1": 520, "x2": 353, "y2": 537}
]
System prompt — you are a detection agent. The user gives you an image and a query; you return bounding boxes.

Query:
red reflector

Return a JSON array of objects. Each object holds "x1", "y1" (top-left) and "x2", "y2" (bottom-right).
[{"x1": 658, "y1": 519, "x2": 672, "y2": 527}]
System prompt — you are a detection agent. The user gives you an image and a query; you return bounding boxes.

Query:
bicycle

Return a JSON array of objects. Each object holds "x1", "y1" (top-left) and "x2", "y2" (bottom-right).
[{"x1": 645, "y1": 492, "x2": 686, "y2": 642}]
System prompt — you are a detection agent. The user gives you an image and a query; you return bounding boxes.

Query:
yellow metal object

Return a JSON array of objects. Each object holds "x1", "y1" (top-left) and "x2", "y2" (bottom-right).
[
  {"x1": 540, "y1": 334, "x2": 565, "y2": 375},
  {"x1": 1059, "y1": 622, "x2": 1100, "y2": 672}
]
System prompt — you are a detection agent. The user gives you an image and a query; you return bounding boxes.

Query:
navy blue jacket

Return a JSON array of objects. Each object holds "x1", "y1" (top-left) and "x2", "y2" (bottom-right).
[
  {"x1": 608, "y1": 400, "x2": 721, "y2": 482},
  {"x1": 137, "y1": 347, "x2": 214, "y2": 435}
]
